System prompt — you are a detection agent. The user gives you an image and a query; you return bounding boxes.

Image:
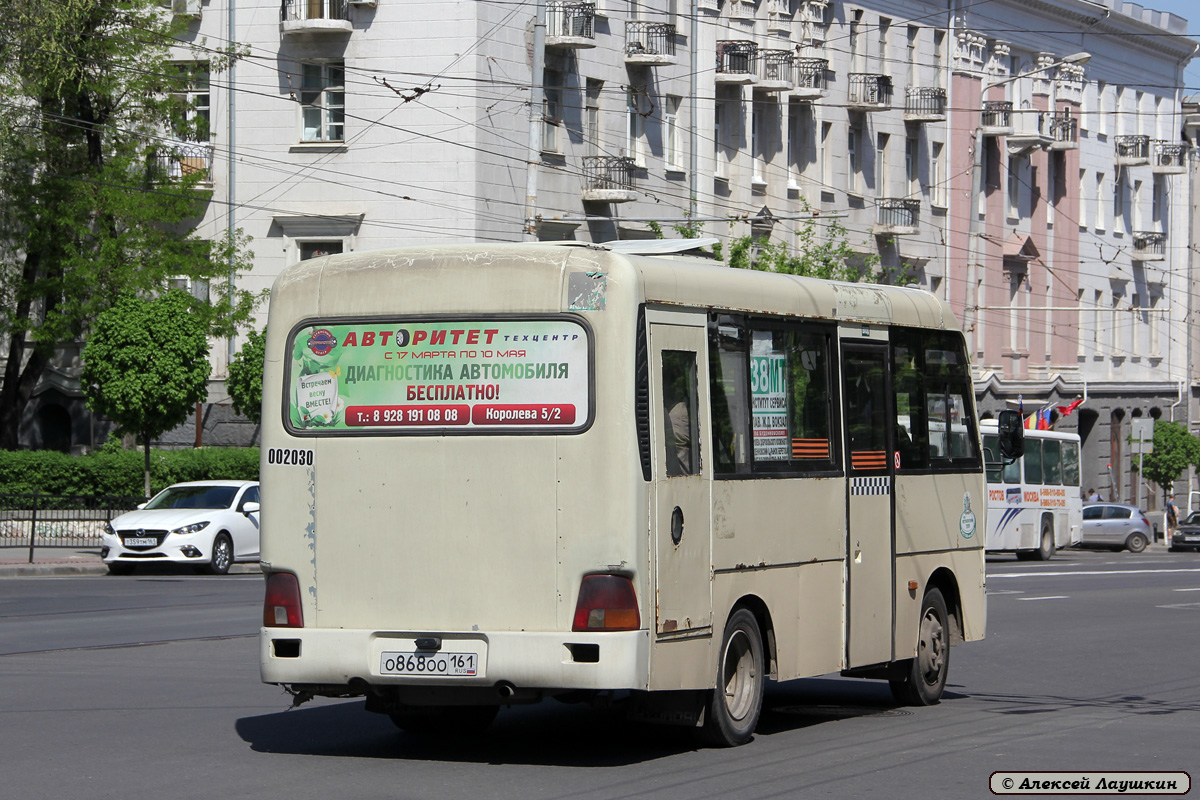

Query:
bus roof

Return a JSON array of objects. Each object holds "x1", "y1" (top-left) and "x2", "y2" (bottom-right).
[
  {"x1": 274, "y1": 242, "x2": 960, "y2": 331},
  {"x1": 978, "y1": 419, "x2": 1081, "y2": 442}
]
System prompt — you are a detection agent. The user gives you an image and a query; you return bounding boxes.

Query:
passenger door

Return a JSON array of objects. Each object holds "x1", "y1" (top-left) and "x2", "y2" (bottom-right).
[
  {"x1": 650, "y1": 317, "x2": 712, "y2": 637},
  {"x1": 841, "y1": 339, "x2": 895, "y2": 667}
]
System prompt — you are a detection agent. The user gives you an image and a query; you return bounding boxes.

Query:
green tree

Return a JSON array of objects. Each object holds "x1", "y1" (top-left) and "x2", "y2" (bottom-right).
[
  {"x1": 0, "y1": 0, "x2": 259, "y2": 449},
  {"x1": 1140, "y1": 420, "x2": 1200, "y2": 503},
  {"x1": 81, "y1": 291, "x2": 211, "y2": 497},
  {"x1": 226, "y1": 327, "x2": 266, "y2": 426},
  {"x1": 721, "y1": 204, "x2": 881, "y2": 281}
]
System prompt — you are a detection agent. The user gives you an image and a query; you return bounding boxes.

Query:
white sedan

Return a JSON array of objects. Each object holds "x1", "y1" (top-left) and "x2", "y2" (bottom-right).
[{"x1": 101, "y1": 481, "x2": 260, "y2": 575}]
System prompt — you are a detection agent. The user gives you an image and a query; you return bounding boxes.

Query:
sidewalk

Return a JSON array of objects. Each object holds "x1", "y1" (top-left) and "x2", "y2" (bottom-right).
[{"x1": 0, "y1": 548, "x2": 262, "y2": 578}]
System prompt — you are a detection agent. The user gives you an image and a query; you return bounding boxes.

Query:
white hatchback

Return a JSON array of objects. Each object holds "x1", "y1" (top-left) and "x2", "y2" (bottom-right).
[{"x1": 101, "y1": 480, "x2": 261, "y2": 575}]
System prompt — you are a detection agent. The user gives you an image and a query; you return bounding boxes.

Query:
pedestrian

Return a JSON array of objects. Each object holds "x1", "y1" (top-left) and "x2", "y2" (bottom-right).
[
  {"x1": 1167, "y1": 495, "x2": 1178, "y2": 539},
  {"x1": 1086, "y1": 487, "x2": 1100, "y2": 502}
]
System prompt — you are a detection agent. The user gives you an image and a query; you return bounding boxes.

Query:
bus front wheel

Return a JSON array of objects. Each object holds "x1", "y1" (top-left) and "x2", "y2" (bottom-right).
[
  {"x1": 700, "y1": 608, "x2": 765, "y2": 747},
  {"x1": 890, "y1": 588, "x2": 949, "y2": 706}
]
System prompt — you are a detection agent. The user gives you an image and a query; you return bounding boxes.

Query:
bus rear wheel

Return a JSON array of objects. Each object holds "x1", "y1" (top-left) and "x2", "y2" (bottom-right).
[
  {"x1": 700, "y1": 608, "x2": 765, "y2": 747},
  {"x1": 1033, "y1": 524, "x2": 1055, "y2": 561},
  {"x1": 890, "y1": 588, "x2": 949, "y2": 706}
]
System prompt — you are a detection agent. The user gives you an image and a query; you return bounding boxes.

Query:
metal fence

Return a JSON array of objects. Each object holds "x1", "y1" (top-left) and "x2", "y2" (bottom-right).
[{"x1": 0, "y1": 494, "x2": 142, "y2": 562}]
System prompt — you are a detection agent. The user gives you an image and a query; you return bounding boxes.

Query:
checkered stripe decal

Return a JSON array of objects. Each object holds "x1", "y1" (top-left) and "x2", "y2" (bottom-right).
[{"x1": 851, "y1": 476, "x2": 891, "y2": 496}]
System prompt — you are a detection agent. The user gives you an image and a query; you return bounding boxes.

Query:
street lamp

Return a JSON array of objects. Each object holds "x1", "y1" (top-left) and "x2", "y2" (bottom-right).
[{"x1": 962, "y1": 51, "x2": 1091, "y2": 356}]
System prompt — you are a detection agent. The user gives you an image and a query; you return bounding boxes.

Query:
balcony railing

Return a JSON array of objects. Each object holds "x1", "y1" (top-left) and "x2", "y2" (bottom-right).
[
  {"x1": 280, "y1": 0, "x2": 351, "y2": 32},
  {"x1": 904, "y1": 87, "x2": 946, "y2": 121},
  {"x1": 1131, "y1": 231, "x2": 1166, "y2": 262},
  {"x1": 625, "y1": 21, "x2": 675, "y2": 64},
  {"x1": 582, "y1": 156, "x2": 637, "y2": 202},
  {"x1": 793, "y1": 58, "x2": 827, "y2": 97},
  {"x1": 980, "y1": 101, "x2": 1013, "y2": 134},
  {"x1": 757, "y1": 50, "x2": 795, "y2": 90},
  {"x1": 1006, "y1": 109, "x2": 1051, "y2": 155},
  {"x1": 148, "y1": 143, "x2": 214, "y2": 186},
  {"x1": 1049, "y1": 109, "x2": 1077, "y2": 149},
  {"x1": 847, "y1": 74, "x2": 892, "y2": 110},
  {"x1": 1115, "y1": 135, "x2": 1150, "y2": 166},
  {"x1": 875, "y1": 198, "x2": 920, "y2": 234},
  {"x1": 1152, "y1": 140, "x2": 1189, "y2": 173},
  {"x1": 716, "y1": 41, "x2": 758, "y2": 83},
  {"x1": 546, "y1": 2, "x2": 596, "y2": 48}
]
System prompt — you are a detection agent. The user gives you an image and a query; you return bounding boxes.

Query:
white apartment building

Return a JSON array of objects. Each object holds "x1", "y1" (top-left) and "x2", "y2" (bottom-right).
[{"x1": 20, "y1": 0, "x2": 1199, "y2": 502}]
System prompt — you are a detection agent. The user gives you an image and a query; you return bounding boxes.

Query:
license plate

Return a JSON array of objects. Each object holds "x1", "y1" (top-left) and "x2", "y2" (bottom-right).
[
  {"x1": 123, "y1": 537, "x2": 157, "y2": 546},
  {"x1": 380, "y1": 651, "x2": 479, "y2": 677}
]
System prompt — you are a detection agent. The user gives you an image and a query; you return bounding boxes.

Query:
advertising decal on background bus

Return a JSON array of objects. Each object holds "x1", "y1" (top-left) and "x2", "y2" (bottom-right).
[
  {"x1": 286, "y1": 318, "x2": 591, "y2": 433},
  {"x1": 750, "y1": 332, "x2": 789, "y2": 461}
]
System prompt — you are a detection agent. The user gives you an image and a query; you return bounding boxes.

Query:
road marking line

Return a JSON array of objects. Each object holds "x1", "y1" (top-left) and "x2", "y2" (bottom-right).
[
  {"x1": 1173, "y1": 588, "x2": 1200, "y2": 592},
  {"x1": 1017, "y1": 596, "x2": 1069, "y2": 601},
  {"x1": 992, "y1": 568, "x2": 1200, "y2": 578}
]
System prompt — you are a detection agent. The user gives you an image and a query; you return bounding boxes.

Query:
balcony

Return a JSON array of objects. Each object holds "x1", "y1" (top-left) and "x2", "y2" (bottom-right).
[
  {"x1": 1048, "y1": 109, "x2": 1077, "y2": 150},
  {"x1": 625, "y1": 22, "x2": 675, "y2": 65},
  {"x1": 582, "y1": 156, "x2": 637, "y2": 203},
  {"x1": 847, "y1": 74, "x2": 892, "y2": 111},
  {"x1": 791, "y1": 58, "x2": 827, "y2": 100},
  {"x1": 716, "y1": 41, "x2": 758, "y2": 85},
  {"x1": 1130, "y1": 231, "x2": 1166, "y2": 262},
  {"x1": 280, "y1": 0, "x2": 351, "y2": 35},
  {"x1": 874, "y1": 198, "x2": 920, "y2": 235},
  {"x1": 1006, "y1": 109, "x2": 1051, "y2": 156},
  {"x1": 980, "y1": 101, "x2": 1013, "y2": 135},
  {"x1": 148, "y1": 143, "x2": 214, "y2": 187},
  {"x1": 1151, "y1": 141, "x2": 1189, "y2": 174},
  {"x1": 546, "y1": 2, "x2": 596, "y2": 50},
  {"x1": 756, "y1": 51, "x2": 795, "y2": 92},
  {"x1": 903, "y1": 87, "x2": 946, "y2": 122},
  {"x1": 1115, "y1": 135, "x2": 1150, "y2": 167}
]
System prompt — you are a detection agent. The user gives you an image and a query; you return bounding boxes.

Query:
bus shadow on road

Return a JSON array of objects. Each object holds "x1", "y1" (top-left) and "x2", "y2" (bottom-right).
[{"x1": 236, "y1": 677, "x2": 952, "y2": 764}]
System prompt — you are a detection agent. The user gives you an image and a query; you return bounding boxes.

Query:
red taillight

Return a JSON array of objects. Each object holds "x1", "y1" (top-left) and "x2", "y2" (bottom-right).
[
  {"x1": 263, "y1": 572, "x2": 304, "y2": 628},
  {"x1": 572, "y1": 574, "x2": 640, "y2": 632}
]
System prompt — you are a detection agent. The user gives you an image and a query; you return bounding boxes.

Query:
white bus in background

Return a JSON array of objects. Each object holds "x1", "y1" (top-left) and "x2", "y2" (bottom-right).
[
  {"x1": 981, "y1": 421, "x2": 1082, "y2": 560},
  {"x1": 258, "y1": 242, "x2": 1019, "y2": 747}
]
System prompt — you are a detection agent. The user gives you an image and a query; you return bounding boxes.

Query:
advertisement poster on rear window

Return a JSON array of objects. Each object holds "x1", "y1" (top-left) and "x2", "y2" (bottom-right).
[{"x1": 287, "y1": 319, "x2": 591, "y2": 433}]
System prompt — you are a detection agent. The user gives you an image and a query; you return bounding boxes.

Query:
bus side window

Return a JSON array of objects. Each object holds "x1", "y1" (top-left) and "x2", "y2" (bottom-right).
[
  {"x1": 1024, "y1": 440, "x2": 1043, "y2": 484},
  {"x1": 662, "y1": 351, "x2": 699, "y2": 477},
  {"x1": 1062, "y1": 441, "x2": 1081, "y2": 487},
  {"x1": 708, "y1": 317, "x2": 750, "y2": 475},
  {"x1": 1002, "y1": 452, "x2": 1021, "y2": 483},
  {"x1": 1043, "y1": 440, "x2": 1062, "y2": 485}
]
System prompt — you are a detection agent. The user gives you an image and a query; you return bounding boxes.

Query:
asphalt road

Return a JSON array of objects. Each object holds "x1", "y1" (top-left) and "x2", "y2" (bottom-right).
[{"x1": 2, "y1": 549, "x2": 1197, "y2": 800}]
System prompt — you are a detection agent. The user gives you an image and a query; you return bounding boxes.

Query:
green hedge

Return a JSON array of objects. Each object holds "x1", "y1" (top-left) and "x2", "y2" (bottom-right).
[{"x1": 0, "y1": 448, "x2": 259, "y2": 497}]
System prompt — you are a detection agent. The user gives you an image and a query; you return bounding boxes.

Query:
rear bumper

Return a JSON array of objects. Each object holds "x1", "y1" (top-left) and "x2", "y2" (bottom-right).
[{"x1": 260, "y1": 628, "x2": 651, "y2": 693}]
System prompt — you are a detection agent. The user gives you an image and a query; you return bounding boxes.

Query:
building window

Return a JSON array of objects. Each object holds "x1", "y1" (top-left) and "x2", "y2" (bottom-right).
[
  {"x1": 905, "y1": 136, "x2": 917, "y2": 196},
  {"x1": 1114, "y1": 172, "x2": 1126, "y2": 232},
  {"x1": 714, "y1": 99, "x2": 725, "y2": 178},
  {"x1": 1152, "y1": 174, "x2": 1165, "y2": 229},
  {"x1": 300, "y1": 241, "x2": 344, "y2": 260},
  {"x1": 821, "y1": 121, "x2": 832, "y2": 191},
  {"x1": 1078, "y1": 169, "x2": 1088, "y2": 229},
  {"x1": 1095, "y1": 171, "x2": 1106, "y2": 232},
  {"x1": 1149, "y1": 293, "x2": 1161, "y2": 357},
  {"x1": 300, "y1": 62, "x2": 345, "y2": 142},
  {"x1": 542, "y1": 70, "x2": 562, "y2": 154},
  {"x1": 876, "y1": 132, "x2": 889, "y2": 195},
  {"x1": 664, "y1": 95, "x2": 683, "y2": 170},
  {"x1": 848, "y1": 123, "x2": 861, "y2": 195},
  {"x1": 170, "y1": 62, "x2": 210, "y2": 142},
  {"x1": 906, "y1": 25, "x2": 918, "y2": 88},
  {"x1": 626, "y1": 87, "x2": 647, "y2": 166},
  {"x1": 930, "y1": 142, "x2": 945, "y2": 206},
  {"x1": 585, "y1": 79, "x2": 602, "y2": 157},
  {"x1": 1097, "y1": 81, "x2": 1107, "y2": 136},
  {"x1": 877, "y1": 17, "x2": 891, "y2": 69},
  {"x1": 1006, "y1": 156, "x2": 1020, "y2": 219},
  {"x1": 932, "y1": 30, "x2": 944, "y2": 89}
]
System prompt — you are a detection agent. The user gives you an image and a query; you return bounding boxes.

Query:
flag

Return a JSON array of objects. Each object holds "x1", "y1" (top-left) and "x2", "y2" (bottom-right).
[
  {"x1": 1038, "y1": 408, "x2": 1051, "y2": 430},
  {"x1": 1056, "y1": 397, "x2": 1084, "y2": 417}
]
